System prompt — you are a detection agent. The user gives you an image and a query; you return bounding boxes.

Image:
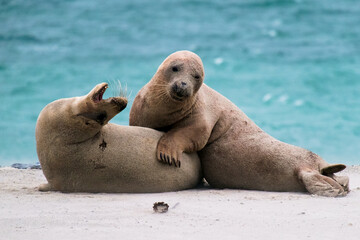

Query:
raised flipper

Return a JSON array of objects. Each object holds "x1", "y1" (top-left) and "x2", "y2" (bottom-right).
[
  {"x1": 38, "y1": 183, "x2": 52, "y2": 192},
  {"x1": 299, "y1": 169, "x2": 347, "y2": 197},
  {"x1": 320, "y1": 164, "x2": 346, "y2": 175}
]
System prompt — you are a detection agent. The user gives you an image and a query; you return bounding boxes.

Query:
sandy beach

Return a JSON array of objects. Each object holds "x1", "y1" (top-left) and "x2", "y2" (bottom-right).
[{"x1": 1, "y1": 166, "x2": 359, "y2": 240}]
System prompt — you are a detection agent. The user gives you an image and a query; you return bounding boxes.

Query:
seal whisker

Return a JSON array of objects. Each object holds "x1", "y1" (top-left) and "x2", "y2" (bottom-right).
[
  {"x1": 152, "y1": 89, "x2": 169, "y2": 104},
  {"x1": 154, "y1": 93, "x2": 171, "y2": 105},
  {"x1": 151, "y1": 84, "x2": 170, "y2": 87},
  {"x1": 106, "y1": 78, "x2": 119, "y2": 97},
  {"x1": 119, "y1": 81, "x2": 126, "y2": 97}
]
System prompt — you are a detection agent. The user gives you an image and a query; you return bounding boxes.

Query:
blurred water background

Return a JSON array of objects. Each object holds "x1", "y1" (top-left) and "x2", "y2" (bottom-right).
[{"x1": 0, "y1": 0, "x2": 359, "y2": 166}]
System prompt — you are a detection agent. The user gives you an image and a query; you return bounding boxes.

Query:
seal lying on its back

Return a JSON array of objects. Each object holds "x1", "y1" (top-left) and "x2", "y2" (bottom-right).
[
  {"x1": 130, "y1": 50, "x2": 349, "y2": 197},
  {"x1": 36, "y1": 83, "x2": 201, "y2": 193}
]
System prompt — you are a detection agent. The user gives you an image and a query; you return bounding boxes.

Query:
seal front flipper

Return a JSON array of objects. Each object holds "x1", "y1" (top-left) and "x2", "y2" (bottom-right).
[
  {"x1": 157, "y1": 134, "x2": 183, "y2": 167},
  {"x1": 298, "y1": 169, "x2": 347, "y2": 197},
  {"x1": 156, "y1": 122, "x2": 212, "y2": 168}
]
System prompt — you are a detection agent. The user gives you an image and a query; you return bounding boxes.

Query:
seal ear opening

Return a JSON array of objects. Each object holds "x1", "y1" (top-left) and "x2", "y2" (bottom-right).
[{"x1": 321, "y1": 164, "x2": 346, "y2": 175}]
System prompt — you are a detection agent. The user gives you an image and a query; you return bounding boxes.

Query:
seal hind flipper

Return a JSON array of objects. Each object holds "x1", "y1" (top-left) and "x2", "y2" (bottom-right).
[
  {"x1": 320, "y1": 164, "x2": 346, "y2": 175},
  {"x1": 299, "y1": 170, "x2": 347, "y2": 197},
  {"x1": 332, "y1": 175, "x2": 350, "y2": 193}
]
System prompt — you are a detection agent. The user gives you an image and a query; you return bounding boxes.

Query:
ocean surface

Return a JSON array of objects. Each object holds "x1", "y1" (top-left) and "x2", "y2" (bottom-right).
[{"x1": 0, "y1": 0, "x2": 359, "y2": 166}]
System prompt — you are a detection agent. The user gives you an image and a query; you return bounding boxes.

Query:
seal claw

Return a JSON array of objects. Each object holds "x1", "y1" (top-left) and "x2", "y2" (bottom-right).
[{"x1": 172, "y1": 157, "x2": 177, "y2": 167}]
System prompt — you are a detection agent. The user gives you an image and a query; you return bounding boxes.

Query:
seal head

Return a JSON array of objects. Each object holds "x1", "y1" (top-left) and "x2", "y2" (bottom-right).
[
  {"x1": 153, "y1": 50, "x2": 205, "y2": 103},
  {"x1": 76, "y1": 83, "x2": 127, "y2": 127}
]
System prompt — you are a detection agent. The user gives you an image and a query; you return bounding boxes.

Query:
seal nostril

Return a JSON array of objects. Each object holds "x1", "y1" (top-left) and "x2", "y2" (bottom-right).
[
  {"x1": 171, "y1": 83, "x2": 184, "y2": 98},
  {"x1": 176, "y1": 91, "x2": 183, "y2": 97}
]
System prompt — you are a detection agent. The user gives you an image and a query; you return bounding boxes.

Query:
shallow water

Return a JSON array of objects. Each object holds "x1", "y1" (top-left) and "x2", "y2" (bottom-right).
[{"x1": 0, "y1": 0, "x2": 359, "y2": 166}]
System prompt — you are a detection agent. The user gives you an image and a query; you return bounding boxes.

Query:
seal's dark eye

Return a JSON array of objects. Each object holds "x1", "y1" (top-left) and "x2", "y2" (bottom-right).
[
  {"x1": 172, "y1": 66, "x2": 179, "y2": 72},
  {"x1": 194, "y1": 75, "x2": 200, "y2": 79}
]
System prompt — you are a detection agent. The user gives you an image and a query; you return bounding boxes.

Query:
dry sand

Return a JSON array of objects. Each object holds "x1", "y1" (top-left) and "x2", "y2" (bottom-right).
[{"x1": 1, "y1": 167, "x2": 359, "y2": 240}]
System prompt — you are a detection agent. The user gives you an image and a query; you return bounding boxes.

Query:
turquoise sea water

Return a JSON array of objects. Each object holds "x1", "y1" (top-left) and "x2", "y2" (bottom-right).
[{"x1": 0, "y1": 0, "x2": 359, "y2": 166}]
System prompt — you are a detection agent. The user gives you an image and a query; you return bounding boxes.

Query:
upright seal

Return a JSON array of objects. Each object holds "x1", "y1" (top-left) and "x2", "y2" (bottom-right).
[
  {"x1": 36, "y1": 83, "x2": 201, "y2": 193},
  {"x1": 130, "y1": 50, "x2": 349, "y2": 197}
]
